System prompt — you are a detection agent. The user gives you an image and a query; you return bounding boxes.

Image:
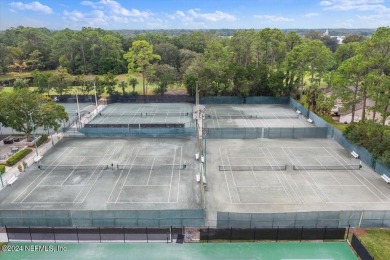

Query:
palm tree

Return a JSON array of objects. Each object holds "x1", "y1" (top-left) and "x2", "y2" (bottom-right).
[
  {"x1": 128, "y1": 78, "x2": 138, "y2": 95},
  {"x1": 120, "y1": 81, "x2": 127, "y2": 96}
]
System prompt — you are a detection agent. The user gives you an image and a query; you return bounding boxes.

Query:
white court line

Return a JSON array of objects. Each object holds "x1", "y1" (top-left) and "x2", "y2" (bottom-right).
[
  {"x1": 264, "y1": 147, "x2": 299, "y2": 204},
  {"x1": 122, "y1": 185, "x2": 171, "y2": 187},
  {"x1": 281, "y1": 147, "x2": 324, "y2": 203},
  {"x1": 323, "y1": 147, "x2": 389, "y2": 201},
  {"x1": 219, "y1": 147, "x2": 233, "y2": 204},
  {"x1": 12, "y1": 147, "x2": 72, "y2": 203},
  {"x1": 176, "y1": 146, "x2": 183, "y2": 203},
  {"x1": 19, "y1": 147, "x2": 77, "y2": 203},
  {"x1": 245, "y1": 157, "x2": 259, "y2": 187},
  {"x1": 167, "y1": 146, "x2": 177, "y2": 202},
  {"x1": 115, "y1": 147, "x2": 141, "y2": 203},
  {"x1": 59, "y1": 158, "x2": 88, "y2": 186},
  {"x1": 225, "y1": 148, "x2": 241, "y2": 203},
  {"x1": 313, "y1": 156, "x2": 342, "y2": 186},
  {"x1": 287, "y1": 147, "x2": 331, "y2": 203},
  {"x1": 107, "y1": 201, "x2": 178, "y2": 204},
  {"x1": 146, "y1": 158, "x2": 156, "y2": 185},
  {"x1": 106, "y1": 147, "x2": 135, "y2": 203},
  {"x1": 72, "y1": 145, "x2": 120, "y2": 203}
]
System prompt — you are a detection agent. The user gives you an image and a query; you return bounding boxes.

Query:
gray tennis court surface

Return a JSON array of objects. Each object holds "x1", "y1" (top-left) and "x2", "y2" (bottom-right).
[
  {"x1": 205, "y1": 138, "x2": 390, "y2": 215},
  {"x1": 0, "y1": 137, "x2": 201, "y2": 210},
  {"x1": 89, "y1": 103, "x2": 194, "y2": 127},
  {"x1": 204, "y1": 104, "x2": 312, "y2": 128}
]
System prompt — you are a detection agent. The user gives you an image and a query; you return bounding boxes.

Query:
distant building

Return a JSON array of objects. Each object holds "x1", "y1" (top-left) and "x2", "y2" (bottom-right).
[{"x1": 322, "y1": 29, "x2": 345, "y2": 44}]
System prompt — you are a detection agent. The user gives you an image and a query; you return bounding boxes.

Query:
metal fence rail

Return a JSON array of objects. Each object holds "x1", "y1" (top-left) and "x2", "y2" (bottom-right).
[
  {"x1": 6, "y1": 226, "x2": 184, "y2": 243},
  {"x1": 217, "y1": 210, "x2": 390, "y2": 228},
  {"x1": 204, "y1": 127, "x2": 328, "y2": 139},
  {"x1": 78, "y1": 127, "x2": 196, "y2": 138},
  {"x1": 0, "y1": 209, "x2": 205, "y2": 228}
]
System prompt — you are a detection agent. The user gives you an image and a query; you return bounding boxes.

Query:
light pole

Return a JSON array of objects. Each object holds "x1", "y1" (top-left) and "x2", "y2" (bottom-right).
[
  {"x1": 75, "y1": 88, "x2": 81, "y2": 128},
  {"x1": 29, "y1": 112, "x2": 39, "y2": 157},
  {"x1": 93, "y1": 80, "x2": 98, "y2": 107}
]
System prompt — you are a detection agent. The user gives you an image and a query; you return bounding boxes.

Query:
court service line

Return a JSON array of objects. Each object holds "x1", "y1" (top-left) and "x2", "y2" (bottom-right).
[
  {"x1": 281, "y1": 147, "x2": 324, "y2": 203},
  {"x1": 245, "y1": 157, "x2": 260, "y2": 187},
  {"x1": 167, "y1": 146, "x2": 177, "y2": 202},
  {"x1": 288, "y1": 148, "x2": 332, "y2": 203},
  {"x1": 219, "y1": 147, "x2": 233, "y2": 204},
  {"x1": 175, "y1": 146, "x2": 183, "y2": 203},
  {"x1": 224, "y1": 148, "x2": 241, "y2": 203},
  {"x1": 13, "y1": 147, "x2": 73, "y2": 203},
  {"x1": 115, "y1": 147, "x2": 141, "y2": 203},
  {"x1": 264, "y1": 147, "x2": 300, "y2": 204},
  {"x1": 18, "y1": 147, "x2": 76, "y2": 203},
  {"x1": 73, "y1": 144, "x2": 121, "y2": 203},
  {"x1": 106, "y1": 147, "x2": 135, "y2": 203},
  {"x1": 313, "y1": 156, "x2": 342, "y2": 186},
  {"x1": 324, "y1": 147, "x2": 389, "y2": 201}
]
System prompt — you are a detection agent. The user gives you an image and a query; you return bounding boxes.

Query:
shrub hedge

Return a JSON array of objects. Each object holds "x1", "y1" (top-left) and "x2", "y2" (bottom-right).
[
  {"x1": 0, "y1": 165, "x2": 5, "y2": 175},
  {"x1": 6, "y1": 148, "x2": 32, "y2": 166},
  {"x1": 35, "y1": 134, "x2": 48, "y2": 147}
]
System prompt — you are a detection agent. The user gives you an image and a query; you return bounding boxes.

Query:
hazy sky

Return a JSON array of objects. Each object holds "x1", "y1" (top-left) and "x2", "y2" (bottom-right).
[{"x1": 1, "y1": 0, "x2": 390, "y2": 30}]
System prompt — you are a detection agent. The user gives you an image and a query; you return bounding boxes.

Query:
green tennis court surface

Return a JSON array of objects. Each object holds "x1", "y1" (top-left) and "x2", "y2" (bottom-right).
[{"x1": 1, "y1": 242, "x2": 357, "y2": 259}]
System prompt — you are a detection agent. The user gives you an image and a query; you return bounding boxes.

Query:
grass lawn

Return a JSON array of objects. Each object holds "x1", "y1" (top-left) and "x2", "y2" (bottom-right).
[
  {"x1": 356, "y1": 229, "x2": 390, "y2": 260},
  {"x1": 0, "y1": 72, "x2": 185, "y2": 96}
]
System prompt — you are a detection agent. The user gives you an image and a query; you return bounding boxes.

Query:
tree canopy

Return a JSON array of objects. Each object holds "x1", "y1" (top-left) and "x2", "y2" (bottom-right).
[{"x1": 0, "y1": 89, "x2": 68, "y2": 141}]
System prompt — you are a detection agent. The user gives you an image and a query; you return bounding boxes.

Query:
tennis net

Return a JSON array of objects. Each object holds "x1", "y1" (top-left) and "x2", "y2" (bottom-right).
[
  {"x1": 206, "y1": 114, "x2": 299, "y2": 119},
  {"x1": 219, "y1": 165, "x2": 287, "y2": 171},
  {"x1": 38, "y1": 164, "x2": 186, "y2": 171},
  {"x1": 104, "y1": 112, "x2": 191, "y2": 117},
  {"x1": 292, "y1": 165, "x2": 361, "y2": 171}
]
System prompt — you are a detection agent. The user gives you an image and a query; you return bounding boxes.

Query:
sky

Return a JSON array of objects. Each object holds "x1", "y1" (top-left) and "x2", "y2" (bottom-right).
[{"x1": 1, "y1": 0, "x2": 390, "y2": 30}]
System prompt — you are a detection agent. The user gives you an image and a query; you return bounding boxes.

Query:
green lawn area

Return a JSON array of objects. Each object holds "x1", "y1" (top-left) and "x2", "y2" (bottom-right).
[
  {"x1": 357, "y1": 229, "x2": 390, "y2": 260},
  {"x1": 0, "y1": 72, "x2": 185, "y2": 96}
]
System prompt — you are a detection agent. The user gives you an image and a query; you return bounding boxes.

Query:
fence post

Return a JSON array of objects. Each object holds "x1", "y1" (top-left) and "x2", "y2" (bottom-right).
[
  {"x1": 346, "y1": 225, "x2": 350, "y2": 240},
  {"x1": 76, "y1": 227, "x2": 79, "y2": 243},
  {"x1": 146, "y1": 227, "x2": 148, "y2": 243},
  {"x1": 5, "y1": 226, "x2": 9, "y2": 242},
  {"x1": 207, "y1": 227, "x2": 209, "y2": 243},
  {"x1": 29, "y1": 226, "x2": 32, "y2": 242},
  {"x1": 123, "y1": 227, "x2": 125, "y2": 243},
  {"x1": 99, "y1": 227, "x2": 101, "y2": 243},
  {"x1": 323, "y1": 226, "x2": 327, "y2": 241},
  {"x1": 230, "y1": 227, "x2": 232, "y2": 242},
  {"x1": 52, "y1": 227, "x2": 56, "y2": 243}
]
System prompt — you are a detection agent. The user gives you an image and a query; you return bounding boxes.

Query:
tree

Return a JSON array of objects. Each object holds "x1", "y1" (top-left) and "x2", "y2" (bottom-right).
[
  {"x1": 48, "y1": 67, "x2": 71, "y2": 96},
  {"x1": 119, "y1": 81, "x2": 127, "y2": 96},
  {"x1": 32, "y1": 70, "x2": 52, "y2": 95},
  {"x1": 332, "y1": 54, "x2": 368, "y2": 123},
  {"x1": 0, "y1": 89, "x2": 68, "y2": 141},
  {"x1": 149, "y1": 64, "x2": 177, "y2": 95},
  {"x1": 13, "y1": 78, "x2": 29, "y2": 90},
  {"x1": 343, "y1": 34, "x2": 366, "y2": 44},
  {"x1": 123, "y1": 40, "x2": 161, "y2": 95},
  {"x1": 128, "y1": 77, "x2": 138, "y2": 95},
  {"x1": 102, "y1": 72, "x2": 118, "y2": 96}
]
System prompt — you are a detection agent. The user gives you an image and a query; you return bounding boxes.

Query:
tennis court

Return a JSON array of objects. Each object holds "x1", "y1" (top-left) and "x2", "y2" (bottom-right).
[
  {"x1": 203, "y1": 104, "x2": 312, "y2": 128},
  {"x1": 89, "y1": 103, "x2": 194, "y2": 127},
  {"x1": 205, "y1": 138, "x2": 390, "y2": 215},
  {"x1": 0, "y1": 137, "x2": 200, "y2": 210},
  {"x1": 0, "y1": 242, "x2": 357, "y2": 259}
]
